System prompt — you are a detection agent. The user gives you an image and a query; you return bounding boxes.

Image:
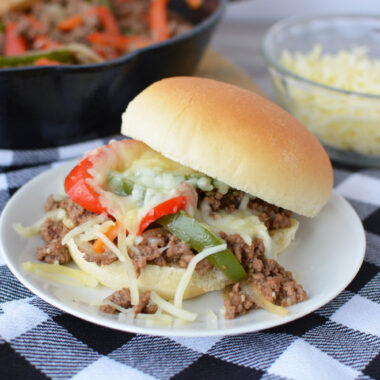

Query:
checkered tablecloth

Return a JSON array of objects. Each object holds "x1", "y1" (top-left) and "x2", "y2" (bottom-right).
[{"x1": 0, "y1": 137, "x2": 379, "y2": 380}]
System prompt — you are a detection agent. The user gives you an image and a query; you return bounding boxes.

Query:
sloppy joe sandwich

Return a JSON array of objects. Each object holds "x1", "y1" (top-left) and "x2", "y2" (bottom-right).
[{"x1": 17, "y1": 77, "x2": 333, "y2": 322}]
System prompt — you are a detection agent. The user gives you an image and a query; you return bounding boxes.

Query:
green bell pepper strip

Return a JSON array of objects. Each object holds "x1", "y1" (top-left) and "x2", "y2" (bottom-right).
[
  {"x1": 158, "y1": 211, "x2": 247, "y2": 282},
  {"x1": 0, "y1": 49, "x2": 73, "y2": 68}
]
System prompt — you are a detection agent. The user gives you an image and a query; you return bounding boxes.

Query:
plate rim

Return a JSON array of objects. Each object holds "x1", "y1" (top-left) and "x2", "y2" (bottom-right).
[{"x1": 0, "y1": 161, "x2": 366, "y2": 337}]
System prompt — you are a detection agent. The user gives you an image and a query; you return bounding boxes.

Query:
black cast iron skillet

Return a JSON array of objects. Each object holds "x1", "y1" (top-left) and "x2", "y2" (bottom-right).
[{"x1": 0, "y1": 0, "x2": 226, "y2": 149}]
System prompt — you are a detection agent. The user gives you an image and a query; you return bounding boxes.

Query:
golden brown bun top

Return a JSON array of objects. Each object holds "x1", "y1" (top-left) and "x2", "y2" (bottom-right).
[{"x1": 122, "y1": 77, "x2": 333, "y2": 217}]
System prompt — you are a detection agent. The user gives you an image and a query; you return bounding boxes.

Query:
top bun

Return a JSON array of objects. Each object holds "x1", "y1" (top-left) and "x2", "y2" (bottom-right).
[{"x1": 121, "y1": 77, "x2": 333, "y2": 217}]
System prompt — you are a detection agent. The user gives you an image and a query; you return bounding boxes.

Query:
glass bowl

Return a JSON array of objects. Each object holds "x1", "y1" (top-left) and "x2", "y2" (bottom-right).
[{"x1": 262, "y1": 14, "x2": 380, "y2": 167}]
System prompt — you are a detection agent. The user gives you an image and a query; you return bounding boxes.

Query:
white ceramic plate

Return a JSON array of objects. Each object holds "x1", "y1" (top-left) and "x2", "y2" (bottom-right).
[{"x1": 0, "y1": 160, "x2": 366, "y2": 337}]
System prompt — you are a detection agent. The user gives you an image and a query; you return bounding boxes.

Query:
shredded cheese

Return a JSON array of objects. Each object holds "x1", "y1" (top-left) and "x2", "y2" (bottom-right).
[
  {"x1": 134, "y1": 235, "x2": 143, "y2": 245},
  {"x1": 62, "y1": 217, "x2": 75, "y2": 229},
  {"x1": 53, "y1": 288, "x2": 103, "y2": 307},
  {"x1": 118, "y1": 311, "x2": 134, "y2": 323},
  {"x1": 213, "y1": 179, "x2": 229, "y2": 195},
  {"x1": 219, "y1": 306, "x2": 226, "y2": 319},
  {"x1": 79, "y1": 220, "x2": 115, "y2": 242},
  {"x1": 198, "y1": 203, "x2": 272, "y2": 255},
  {"x1": 22, "y1": 261, "x2": 98, "y2": 287},
  {"x1": 91, "y1": 231, "x2": 139, "y2": 307},
  {"x1": 150, "y1": 291, "x2": 198, "y2": 321},
  {"x1": 174, "y1": 244, "x2": 227, "y2": 309},
  {"x1": 143, "y1": 314, "x2": 173, "y2": 327},
  {"x1": 14, "y1": 208, "x2": 66, "y2": 237},
  {"x1": 53, "y1": 194, "x2": 66, "y2": 202},
  {"x1": 281, "y1": 45, "x2": 380, "y2": 94},
  {"x1": 62, "y1": 213, "x2": 107, "y2": 245},
  {"x1": 136, "y1": 312, "x2": 174, "y2": 327},
  {"x1": 279, "y1": 45, "x2": 380, "y2": 155},
  {"x1": 239, "y1": 193, "x2": 250, "y2": 211},
  {"x1": 118, "y1": 229, "x2": 139, "y2": 306},
  {"x1": 205, "y1": 309, "x2": 218, "y2": 329},
  {"x1": 173, "y1": 318, "x2": 189, "y2": 327},
  {"x1": 94, "y1": 231, "x2": 126, "y2": 262}
]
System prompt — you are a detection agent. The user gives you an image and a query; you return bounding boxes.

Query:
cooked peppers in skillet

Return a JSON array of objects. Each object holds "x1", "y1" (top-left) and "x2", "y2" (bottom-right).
[
  {"x1": 0, "y1": 48, "x2": 73, "y2": 67},
  {"x1": 0, "y1": 0, "x2": 203, "y2": 67}
]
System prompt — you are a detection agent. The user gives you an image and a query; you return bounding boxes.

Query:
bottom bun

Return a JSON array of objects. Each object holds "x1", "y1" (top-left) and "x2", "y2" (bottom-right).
[
  {"x1": 271, "y1": 219, "x2": 299, "y2": 257},
  {"x1": 69, "y1": 220, "x2": 299, "y2": 301},
  {"x1": 69, "y1": 242, "x2": 231, "y2": 300}
]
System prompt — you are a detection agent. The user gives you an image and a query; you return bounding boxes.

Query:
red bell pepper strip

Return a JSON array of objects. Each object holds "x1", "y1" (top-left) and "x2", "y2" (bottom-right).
[
  {"x1": 64, "y1": 141, "x2": 189, "y2": 233},
  {"x1": 64, "y1": 156, "x2": 107, "y2": 215},
  {"x1": 129, "y1": 37, "x2": 153, "y2": 50},
  {"x1": 58, "y1": 15, "x2": 84, "y2": 32},
  {"x1": 88, "y1": 32, "x2": 147, "y2": 51},
  {"x1": 65, "y1": 141, "x2": 133, "y2": 215},
  {"x1": 94, "y1": 6, "x2": 121, "y2": 35},
  {"x1": 4, "y1": 22, "x2": 27, "y2": 57},
  {"x1": 34, "y1": 58, "x2": 62, "y2": 66},
  {"x1": 88, "y1": 32, "x2": 128, "y2": 50},
  {"x1": 138, "y1": 196, "x2": 187, "y2": 234},
  {"x1": 149, "y1": 0, "x2": 170, "y2": 42}
]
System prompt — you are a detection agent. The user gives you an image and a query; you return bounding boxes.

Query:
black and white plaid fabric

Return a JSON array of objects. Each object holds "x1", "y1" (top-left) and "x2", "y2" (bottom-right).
[{"x1": 0, "y1": 137, "x2": 379, "y2": 380}]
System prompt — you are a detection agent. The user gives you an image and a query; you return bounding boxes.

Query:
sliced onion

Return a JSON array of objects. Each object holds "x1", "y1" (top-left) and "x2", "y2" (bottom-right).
[{"x1": 66, "y1": 43, "x2": 105, "y2": 64}]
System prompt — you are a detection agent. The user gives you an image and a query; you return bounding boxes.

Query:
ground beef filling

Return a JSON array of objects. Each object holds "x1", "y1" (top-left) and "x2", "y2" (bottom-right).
[
  {"x1": 36, "y1": 239, "x2": 71, "y2": 264},
  {"x1": 249, "y1": 198, "x2": 292, "y2": 230},
  {"x1": 45, "y1": 195, "x2": 96, "y2": 226},
  {"x1": 36, "y1": 195, "x2": 98, "y2": 264},
  {"x1": 222, "y1": 233, "x2": 307, "y2": 319},
  {"x1": 198, "y1": 189, "x2": 292, "y2": 230},
  {"x1": 37, "y1": 218, "x2": 70, "y2": 264},
  {"x1": 48, "y1": 195, "x2": 117, "y2": 266},
  {"x1": 39, "y1": 196, "x2": 214, "y2": 272},
  {"x1": 79, "y1": 242, "x2": 118, "y2": 266},
  {"x1": 99, "y1": 288, "x2": 158, "y2": 316},
  {"x1": 37, "y1": 194, "x2": 303, "y2": 321},
  {"x1": 224, "y1": 283, "x2": 256, "y2": 320},
  {"x1": 130, "y1": 227, "x2": 213, "y2": 276}
]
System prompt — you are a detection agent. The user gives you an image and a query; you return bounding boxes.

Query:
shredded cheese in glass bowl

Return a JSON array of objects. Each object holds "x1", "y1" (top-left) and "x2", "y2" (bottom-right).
[{"x1": 262, "y1": 15, "x2": 380, "y2": 166}]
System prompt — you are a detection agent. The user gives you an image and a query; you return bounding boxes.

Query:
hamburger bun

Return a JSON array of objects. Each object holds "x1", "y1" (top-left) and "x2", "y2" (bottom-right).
[
  {"x1": 67, "y1": 77, "x2": 331, "y2": 303},
  {"x1": 122, "y1": 76, "x2": 333, "y2": 217}
]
